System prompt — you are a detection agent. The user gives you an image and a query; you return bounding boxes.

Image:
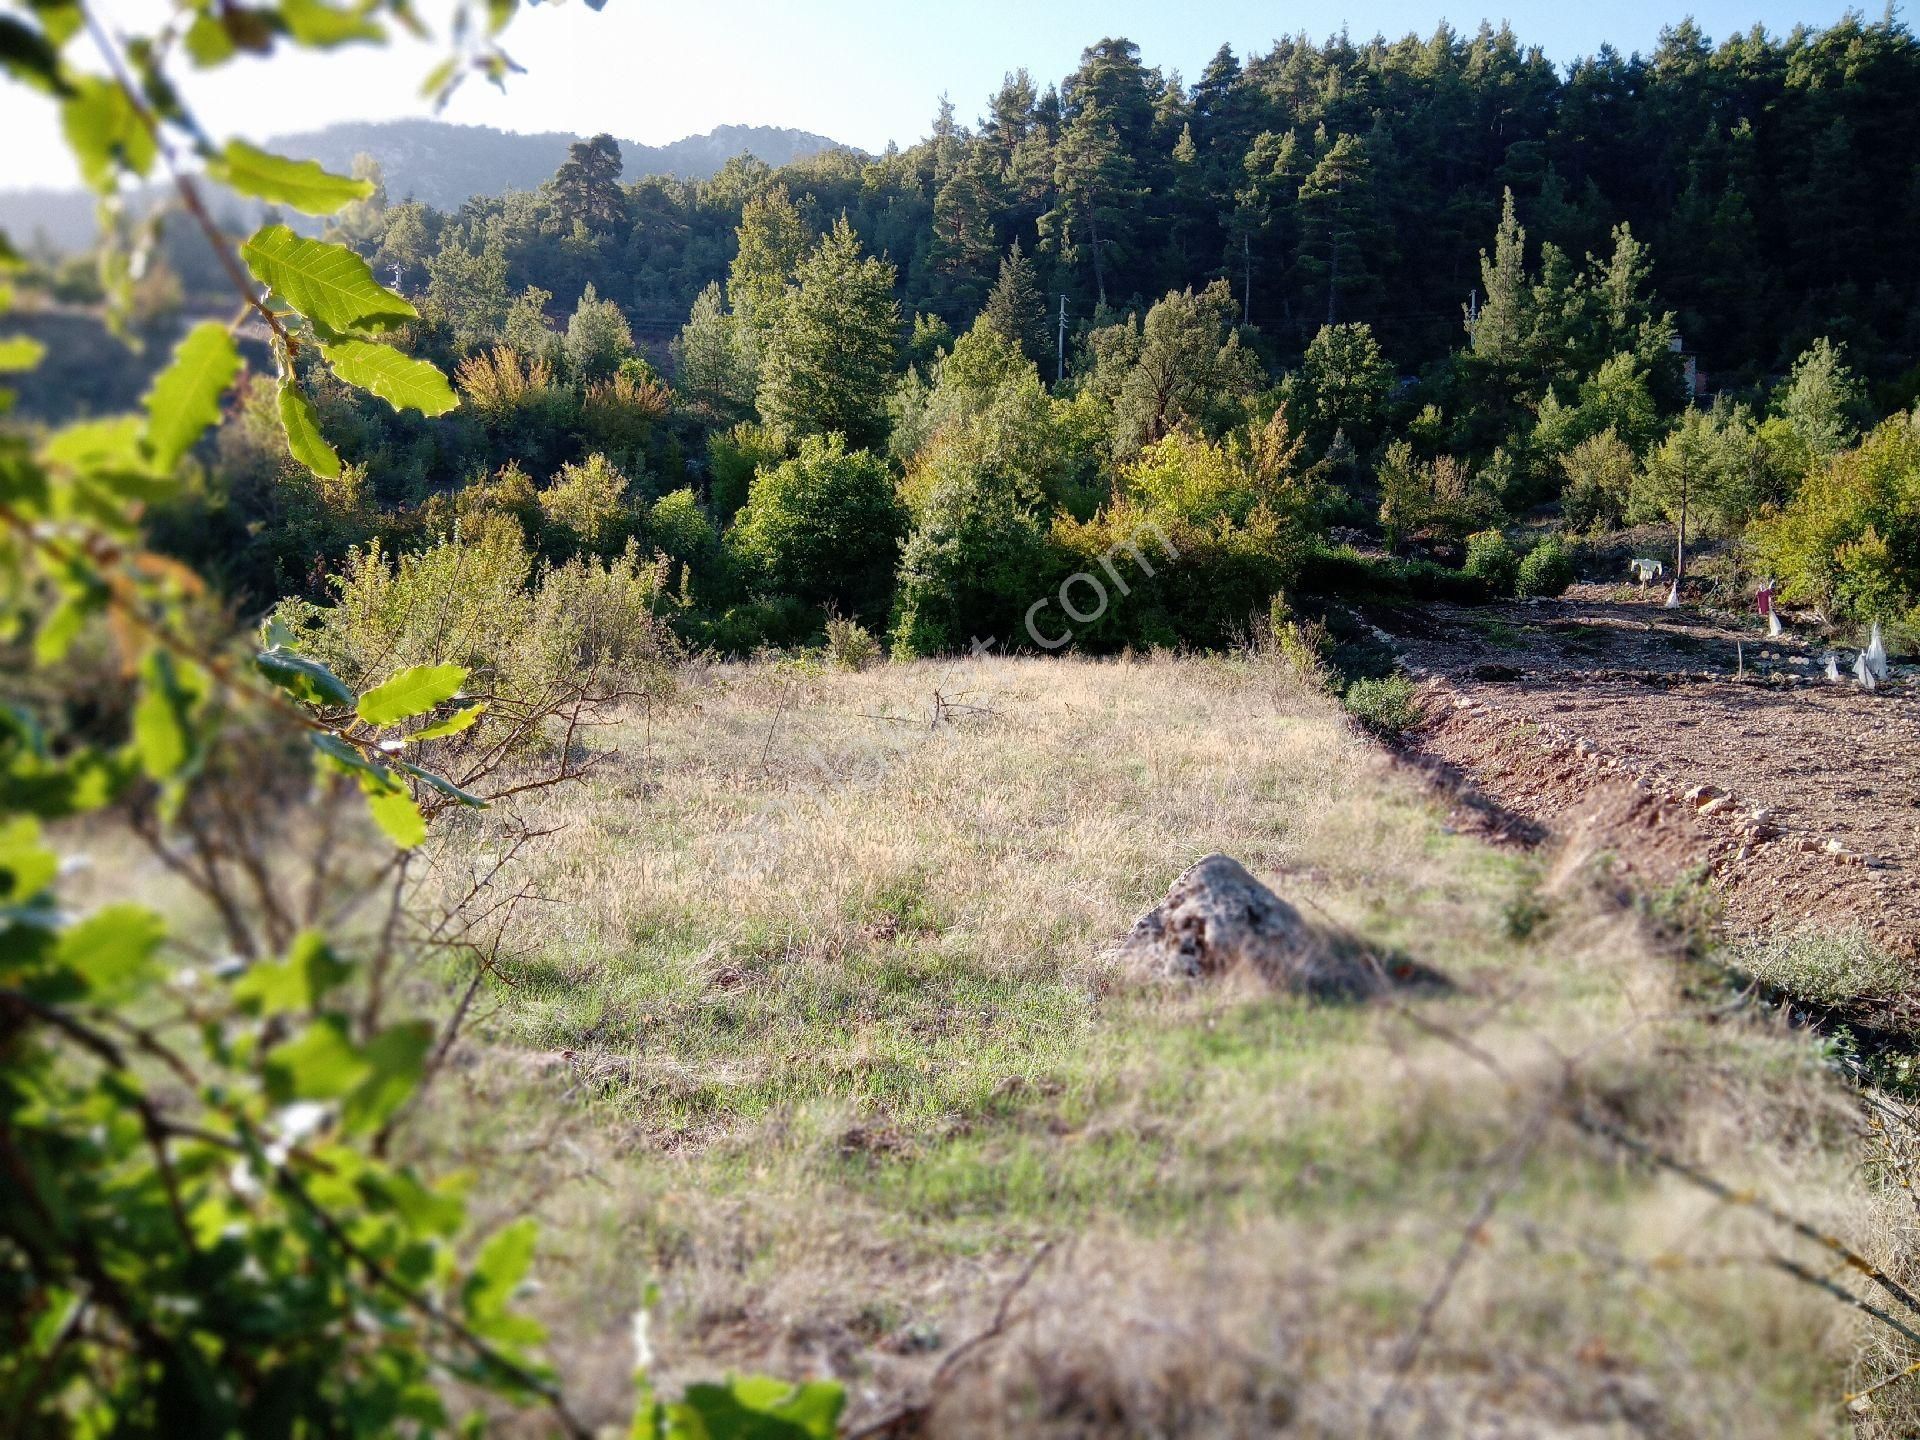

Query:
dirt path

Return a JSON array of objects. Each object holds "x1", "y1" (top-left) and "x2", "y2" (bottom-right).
[{"x1": 1374, "y1": 583, "x2": 1920, "y2": 956}]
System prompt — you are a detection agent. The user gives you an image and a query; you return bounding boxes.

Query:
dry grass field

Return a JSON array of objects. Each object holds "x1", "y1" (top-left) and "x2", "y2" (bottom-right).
[{"x1": 124, "y1": 650, "x2": 1915, "y2": 1435}]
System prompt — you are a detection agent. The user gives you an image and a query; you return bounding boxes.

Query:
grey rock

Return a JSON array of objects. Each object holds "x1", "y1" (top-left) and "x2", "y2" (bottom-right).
[{"x1": 1122, "y1": 854, "x2": 1343, "y2": 991}]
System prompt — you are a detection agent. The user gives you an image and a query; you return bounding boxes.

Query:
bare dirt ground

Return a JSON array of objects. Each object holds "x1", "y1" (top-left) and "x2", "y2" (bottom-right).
[{"x1": 1371, "y1": 582, "x2": 1920, "y2": 958}]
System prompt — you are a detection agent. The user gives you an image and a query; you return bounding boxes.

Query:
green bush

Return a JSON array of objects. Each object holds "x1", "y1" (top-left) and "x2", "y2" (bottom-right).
[
  {"x1": 1343, "y1": 672, "x2": 1422, "y2": 738},
  {"x1": 1297, "y1": 544, "x2": 1491, "y2": 604},
  {"x1": 728, "y1": 434, "x2": 905, "y2": 622},
  {"x1": 1750, "y1": 416, "x2": 1920, "y2": 626},
  {"x1": 272, "y1": 529, "x2": 676, "y2": 704},
  {"x1": 824, "y1": 611, "x2": 884, "y2": 670},
  {"x1": 889, "y1": 461, "x2": 1055, "y2": 657},
  {"x1": 698, "y1": 596, "x2": 821, "y2": 655},
  {"x1": 707, "y1": 423, "x2": 789, "y2": 527},
  {"x1": 648, "y1": 487, "x2": 719, "y2": 570},
  {"x1": 1046, "y1": 503, "x2": 1298, "y2": 653},
  {"x1": 1269, "y1": 593, "x2": 1336, "y2": 692},
  {"x1": 1558, "y1": 429, "x2": 1638, "y2": 533},
  {"x1": 1515, "y1": 535, "x2": 1577, "y2": 597},
  {"x1": 1463, "y1": 529, "x2": 1520, "y2": 595},
  {"x1": 538, "y1": 451, "x2": 640, "y2": 557}
]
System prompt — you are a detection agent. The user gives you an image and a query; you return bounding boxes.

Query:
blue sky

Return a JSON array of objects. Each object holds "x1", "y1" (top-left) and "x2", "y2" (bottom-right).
[{"x1": 0, "y1": 0, "x2": 1871, "y2": 189}]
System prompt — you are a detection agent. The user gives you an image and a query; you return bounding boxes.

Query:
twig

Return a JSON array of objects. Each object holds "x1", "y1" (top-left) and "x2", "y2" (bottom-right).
[
  {"x1": 846, "y1": 1240, "x2": 1054, "y2": 1439},
  {"x1": 758, "y1": 682, "x2": 795, "y2": 772},
  {"x1": 1385, "y1": 995, "x2": 1920, "y2": 1335},
  {"x1": 1366, "y1": 1100, "x2": 1556, "y2": 1436}
]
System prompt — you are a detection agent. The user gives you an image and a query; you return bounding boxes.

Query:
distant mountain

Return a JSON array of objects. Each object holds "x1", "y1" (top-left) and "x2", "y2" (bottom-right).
[
  {"x1": 0, "y1": 120, "x2": 849, "y2": 252},
  {"x1": 269, "y1": 118, "x2": 848, "y2": 209},
  {"x1": 0, "y1": 189, "x2": 97, "y2": 255}
]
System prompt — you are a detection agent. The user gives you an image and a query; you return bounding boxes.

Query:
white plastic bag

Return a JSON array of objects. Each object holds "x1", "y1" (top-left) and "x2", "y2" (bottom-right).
[{"x1": 1866, "y1": 622, "x2": 1889, "y2": 680}]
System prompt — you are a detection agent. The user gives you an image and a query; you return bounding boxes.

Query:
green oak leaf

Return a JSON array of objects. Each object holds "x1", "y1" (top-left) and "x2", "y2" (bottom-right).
[
  {"x1": 356, "y1": 664, "x2": 469, "y2": 726},
  {"x1": 131, "y1": 649, "x2": 205, "y2": 782},
  {"x1": 182, "y1": 13, "x2": 235, "y2": 65},
  {"x1": 277, "y1": 380, "x2": 341, "y2": 478},
  {"x1": 61, "y1": 77, "x2": 156, "y2": 192},
  {"x1": 233, "y1": 932, "x2": 352, "y2": 1016},
  {"x1": 362, "y1": 782, "x2": 427, "y2": 848},
  {"x1": 0, "y1": 335, "x2": 46, "y2": 371},
  {"x1": 142, "y1": 323, "x2": 241, "y2": 471},
  {"x1": 255, "y1": 646, "x2": 354, "y2": 708},
  {"x1": 674, "y1": 1377, "x2": 846, "y2": 1439},
  {"x1": 397, "y1": 760, "x2": 486, "y2": 809},
  {"x1": 405, "y1": 702, "x2": 487, "y2": 742},
  {"x1": 0, "y1": 815, "x2": 59, "y2": 904},
  {"x1": 210, "y1": 140, "x2": 374, "y2": 216},
  {"x1": 264, "y1": 1015, "x2": 371, "y2": 1103},
  {"x1": 240, "y1": 225, "x2": 416, "y2": 336},
  {"x1": 39, "y1": 415, "x2": 149, "y2": 475},
  {"x1": 55, "y1": 904, "x2": 164, "y2": 1001},
  {"x1": 278, "y1": 0, "x2": 385, "y2": 47},
  {"x1": 0, "y1": 15, "x2": 73, "y2": 97},
  {"x1": 342, "y1": 1021, "x2": 432, "y2": 1132},
  {"x1": 461, "y1": 1218, "x2": 545, "y2": 1345},
  {"x1": 320, "y1": 340, "x2": 457, "y2": 416}
]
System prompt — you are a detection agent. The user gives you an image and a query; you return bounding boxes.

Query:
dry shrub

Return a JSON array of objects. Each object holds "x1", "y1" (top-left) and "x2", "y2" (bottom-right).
[
  {"x1": 271, "y1": 526, "x2": 676, "y2": 711},
  {"x1": 823, "y1": 609, "x2": 883, "y2": 671},
  {"x1": 456, "y1": 343, "x2": 556, "y2": 419},
  {"x1": 581, "y1": 371, "x2": 673, "y2": 451}
]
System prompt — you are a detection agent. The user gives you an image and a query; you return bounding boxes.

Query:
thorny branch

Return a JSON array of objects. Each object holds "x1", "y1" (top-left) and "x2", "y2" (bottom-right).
[{"x1": 1378, "y1": 995, "x2": 1920, "y2": 1412}]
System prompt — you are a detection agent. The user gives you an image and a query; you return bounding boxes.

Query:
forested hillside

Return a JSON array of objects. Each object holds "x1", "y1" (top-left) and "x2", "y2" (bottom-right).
[
  {"x1": 16, "y1": 15, "x2": 1920, "y2": 660},
  {"x1": 340, "y1": 19, "x2": 1920, "y2": 384}
]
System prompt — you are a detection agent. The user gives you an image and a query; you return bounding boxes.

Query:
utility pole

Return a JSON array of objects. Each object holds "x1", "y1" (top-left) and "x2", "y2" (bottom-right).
[
  {"x1": 1242, "y1": 234, "x2": 1252, "y2": 325},
  {"x1": 1327, "y1": 236, "x2": 1339, "y2": 326},
  {"x1": 1675, "y1": 453, "x2": 1690, "y2": 583},
  {"x1": 1056, "y1": 294, "x2": 1067, "y2": 386}
]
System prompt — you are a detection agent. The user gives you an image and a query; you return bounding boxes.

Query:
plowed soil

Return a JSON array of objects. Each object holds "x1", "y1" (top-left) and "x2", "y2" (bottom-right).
[{"x1": 1374, "y1": 583, "x2": 1920, "y2": 955}]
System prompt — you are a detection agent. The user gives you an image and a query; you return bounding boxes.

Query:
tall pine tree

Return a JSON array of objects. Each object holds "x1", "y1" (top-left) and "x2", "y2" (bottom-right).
[
  {"x1": 758, "y1": 216, "x2": 900, "y2": 450},
  {"x1": 980, "y1": 240, "x2": 1050, "y2": 366}
]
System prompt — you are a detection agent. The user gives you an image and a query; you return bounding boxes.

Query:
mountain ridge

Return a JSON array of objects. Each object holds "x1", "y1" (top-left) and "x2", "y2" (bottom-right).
[
  {"x1": 267, "y1": 118, "x2": 850, "y2": 208},
  {"x1": 0, "y1": 119, "x2": 850, "y2": 251}
]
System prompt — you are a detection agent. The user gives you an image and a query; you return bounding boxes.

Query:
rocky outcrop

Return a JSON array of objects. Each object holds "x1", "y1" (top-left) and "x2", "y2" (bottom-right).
[{"x1": 1121, "y1": 854, "x2": 1366, "y2": 994}]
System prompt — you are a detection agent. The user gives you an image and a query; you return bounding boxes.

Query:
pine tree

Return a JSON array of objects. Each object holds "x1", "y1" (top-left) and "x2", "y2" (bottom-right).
[
  {"x1": 1590, "y1": 222, "x2": 1673, "y2": 371},
  {"x1": 1227, "y1": 129, "x2": 1303, "y2": 331},
  {"x1": 1469, "y1": 188, "x2": 1531, "y2": 365},
  {"x1": 1190, "y1": 44, "x2": 1243, "y2": 143},
  {"x1": 1038, "y1": 38, "x2": 1160, "y2": 306},
  {"x1": 1041, "y1": 107, "x2": 1137, "y2": 305},
  {"x1": 1776, "y1": 337, "x2": 1864, "y2": 460},
  {"x1": 930, "y1": 94, "x2": 964, "y2": 184},
  {"x1": 1295, "y1": 130, "x2": 1381, "y2": 326},
  {"x1": 325, "y1": 153, "x2": 387, "y2": 249},
  {"x1": 728, "y1": 187, "x2": 809, "y2": 340},
  {"x1": 548, "y1": 133, "x2": 624, "y2": 234},
  {"x1": 928, "y1": 148, "x2": 1003, "y2": 317},
  {"x1": 758, "y1": 216, "x2": 900, "y2": 450},
  {"x1": 982, "y1": 69, "x2": 1039, "y2": 163},
  {"x1": 979, "y1": 240, "x2": 1049, "y2": 367},
  {"x1": 671, "y1": 281, "x2": 757, "y2": 422},
  {"x1": 563, "y1": 282, "x2": 634, "y2": 381}
]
